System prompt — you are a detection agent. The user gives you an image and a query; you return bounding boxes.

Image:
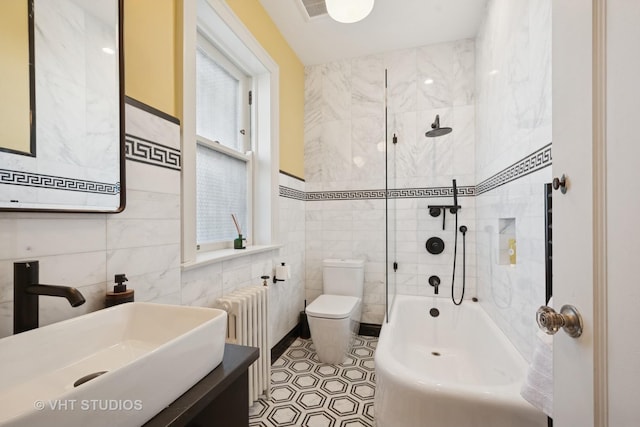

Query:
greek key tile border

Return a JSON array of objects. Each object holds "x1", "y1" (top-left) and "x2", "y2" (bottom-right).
[
  {"x1": 0, "y1": 169, "x2": 120, "y2": 195},
  {"x1": 476, "y1": 143, "x2": 552, "y2": 195},
  {"x1": 125, "y1": 134, "x2": 181, "y2": 171},
  {"x1": 307, "y1": 189, "x2": 387, "y2": 201},
  {"x1": 279, "y1": 185, "x2": 475, "y2": 201},
  {"x1": 387, "y1": 186, "x2": 475, "y2": 199},
  {"x1": 280, "y1": 186, "x2": 306, "y2": 201},
  {"x1": 280, "y1": 143, "x2": 551, "y2": 201}
]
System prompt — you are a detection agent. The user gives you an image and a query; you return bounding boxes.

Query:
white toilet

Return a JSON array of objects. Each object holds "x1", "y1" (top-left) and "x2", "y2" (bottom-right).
[{"x1": 305, "y1": 259, "x2": 365, "y2": 364}]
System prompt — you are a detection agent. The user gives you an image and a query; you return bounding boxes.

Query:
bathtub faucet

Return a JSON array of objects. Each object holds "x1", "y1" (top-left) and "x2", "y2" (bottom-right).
[{"x1": 428, "y1": 275, "x2": 441, "y2": 295}]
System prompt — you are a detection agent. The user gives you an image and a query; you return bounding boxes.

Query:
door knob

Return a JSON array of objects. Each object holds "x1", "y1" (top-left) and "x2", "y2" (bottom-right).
[
  {"x1": 536, "y1": 304, "x2": 583, "y2": 338},
  {"x1": 552, "y1": 174, "x2": 567, "y2": 194}
]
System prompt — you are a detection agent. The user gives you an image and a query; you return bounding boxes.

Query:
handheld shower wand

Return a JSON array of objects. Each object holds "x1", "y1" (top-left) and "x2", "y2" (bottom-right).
[
  {"x1": 449, "y1": 180, "x2": 467, "y2": 306},
  {"x1": 451, "y1": 179, "x2": 459, "y2": 213},
  {"x1": 451, "y1": 224, "x2": 468, "y2": 305}
]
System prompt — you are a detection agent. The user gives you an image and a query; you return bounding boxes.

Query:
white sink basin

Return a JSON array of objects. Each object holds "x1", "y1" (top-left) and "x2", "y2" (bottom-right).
[{"x1": 0, "y1": 302, "x2": 227, "y2": 427}]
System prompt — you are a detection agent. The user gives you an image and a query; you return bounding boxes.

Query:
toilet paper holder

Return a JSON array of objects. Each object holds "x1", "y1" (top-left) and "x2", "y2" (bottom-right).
[{"x1": 273, "y1": 262, "x2": 291, "y2": 284}]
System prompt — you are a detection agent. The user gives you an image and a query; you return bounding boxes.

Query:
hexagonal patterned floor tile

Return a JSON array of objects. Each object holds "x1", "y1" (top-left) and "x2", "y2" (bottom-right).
[
  {"x1": 271, "y1": 385, "x2": 297, "y2": 403},
  {"x1": 266, "y1": 404, "x2": 301, "y2": 426},
  {"x1": 341, "y1": 366, "x2": 368, "y2": 382},
  {"x1": 352, "y1": 347, "x2": 374, "y2": 358},
  {"x1": 249, "y1": 399, "x2": 269, "y2": 418},
  {"x1": 362, "y1": 402, "x2": 375, "y2": 421},
  {"x1": 352, "y1": 337, "x2": 366, "y2": 347},
  {"x1": 359, "y1": 358, "x2": 375, "y2": 372},
  {"x1": 314, "y1": 364, "x2": 340, "y2": 377},
  {"x1": 296, "y1": 390, "x2": 326, "y2": 410},
  {"x1": 271, "y1": 369, "x2": 293, "y2": 384},
  {"x1": 351, "y1": 383, "x2": 375, "y2": 401},
  {"x1": 320, "y1": 378, "x2": 349, "y2": 395},
  {"x1": 272, "y1": 356, "x2": 290, "y2": 369},
  {"x1": 288, "y1": 347, "x2": 311, "y2": 359},
  {"x1": 302, "y1": 411, "x2": 337, "y2": 427},
  {"x1": 249, "y1": 335, "x2": 378, "y2": 427},
  {"x1": 289, "y1": 339, "x2": 305, "y2": 348},
  {"x1": 290, "y1": 360, "x2": 314, "y2": 373},
  {"x1": 341, "y1": 354, "x2": 358, "y2": 367},
  {"x1": 292, "y1": 373, "x2": 320, "y2": 390},
  {"x1": 309, "y1": 351, "x2": 322, "y2": 363},
  {"x1": 328, "y1": 395, "x2": 359, "y2": 417},
  {"x1": 340, "y1": 418, "x2": 370, "y2": 427}
]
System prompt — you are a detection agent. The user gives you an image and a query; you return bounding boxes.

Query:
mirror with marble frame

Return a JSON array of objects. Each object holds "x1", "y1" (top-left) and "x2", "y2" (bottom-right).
[{"x1": 0, "y1": 0, "x2": 125, "y2": 212}]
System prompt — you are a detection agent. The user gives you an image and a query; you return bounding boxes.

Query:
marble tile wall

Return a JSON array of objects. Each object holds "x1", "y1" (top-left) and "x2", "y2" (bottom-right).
[
  {"x1": 474, "y1": 0, "x2": 552, "y2": 362},
  {"x1": 304, "y1": 40, "x2": 477, "y2": 325},
  {"x1": 275, "y1": 174, "x2": 306, "y2": 344}
]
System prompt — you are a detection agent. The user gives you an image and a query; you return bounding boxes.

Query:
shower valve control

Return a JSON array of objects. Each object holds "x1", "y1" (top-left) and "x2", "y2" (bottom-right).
[
  {"x1": 428, "y1": 276, "x2": 440, "y2": 295},
  {"x1": 536, "y1": 304, "x2": 583, "y2": 338}
]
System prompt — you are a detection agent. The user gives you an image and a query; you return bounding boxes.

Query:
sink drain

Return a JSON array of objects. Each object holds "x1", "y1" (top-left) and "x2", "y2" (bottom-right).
[
  {"x1": 74, "y1": 371, "x2": 108, "y2": 388},
  {"x1": 431, "y1": 352, "x2": 441, "y2": 356}
]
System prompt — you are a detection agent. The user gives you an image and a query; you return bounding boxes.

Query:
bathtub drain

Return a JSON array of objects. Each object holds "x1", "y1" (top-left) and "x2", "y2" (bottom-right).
[{"x1": 431, "y1": 352, "x2": 441, "y2": 356}]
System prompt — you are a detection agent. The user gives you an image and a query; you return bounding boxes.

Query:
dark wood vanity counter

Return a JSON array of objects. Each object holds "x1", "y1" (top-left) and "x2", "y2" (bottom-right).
[{"x1": 144, "y1": 344, "x2": 259, "y2": 427}]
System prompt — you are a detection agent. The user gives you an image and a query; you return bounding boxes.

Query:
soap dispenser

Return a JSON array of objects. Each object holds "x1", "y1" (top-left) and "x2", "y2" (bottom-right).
[{"x1": 105, "y1": 274, "x2": 135, "y2": 307}]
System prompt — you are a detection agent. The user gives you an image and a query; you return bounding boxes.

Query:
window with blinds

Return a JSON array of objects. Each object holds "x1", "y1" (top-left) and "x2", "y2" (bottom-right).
[{"x1": 195, "y1": 34, "x2": 251, "y2": 249}]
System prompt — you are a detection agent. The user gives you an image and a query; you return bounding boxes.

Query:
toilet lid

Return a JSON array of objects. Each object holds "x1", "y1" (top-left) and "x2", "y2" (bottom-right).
[{"x1": 306, "y1": 295, "x2": 360, "y2": 319}]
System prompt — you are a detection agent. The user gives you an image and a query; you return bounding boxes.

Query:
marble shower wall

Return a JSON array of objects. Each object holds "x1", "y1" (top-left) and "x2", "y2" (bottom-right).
[
  {"x1": 304, "y1": 40, "x2": 477, "y2": 325},
  {"x1": 475, "y1": 0, "x2": 552, "y2": 362},
  {"x1": 0, "y1": 100, "x2": 305, "y2": 347}
]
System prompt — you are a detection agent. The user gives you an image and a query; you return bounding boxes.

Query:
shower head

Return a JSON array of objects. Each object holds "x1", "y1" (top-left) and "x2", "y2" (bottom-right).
[{"x1": 425, "y1": 114, "x2": 452, "y2": 137}]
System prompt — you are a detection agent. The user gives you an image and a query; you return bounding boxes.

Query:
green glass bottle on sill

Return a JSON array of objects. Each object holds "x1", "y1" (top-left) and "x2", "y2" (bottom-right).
[{"x1": 234, "y1": 234, "x2": 246, "y2": 249}]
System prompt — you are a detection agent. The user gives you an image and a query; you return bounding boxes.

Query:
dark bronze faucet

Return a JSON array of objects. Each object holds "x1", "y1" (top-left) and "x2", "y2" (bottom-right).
[
  {"x1": 429, "y1": 275, "x2": 441, "y2": 295},
  {"x1": 14, "y1": 261, "x2": 86, "y2": 334}
]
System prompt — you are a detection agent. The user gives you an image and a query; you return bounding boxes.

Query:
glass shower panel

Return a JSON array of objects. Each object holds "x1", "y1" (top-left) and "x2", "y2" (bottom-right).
[{"x1": 385, "y1": 69, "x2": 398, "y2": 322}]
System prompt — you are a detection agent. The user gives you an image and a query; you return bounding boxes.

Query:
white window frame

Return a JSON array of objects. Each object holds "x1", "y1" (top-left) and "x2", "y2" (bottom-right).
[
  {"x1": 196, "y1": 141, "x2": 254, "y2": 252},
  {"x1": 196, "y1": 33, "x2": 250, "y2": 152},
  {"x1": 181, "y1": 0, "x2": 279, "y2": 266},
  {"x1": 195, "y1": 33, "x2": 253, "y2": 252}
]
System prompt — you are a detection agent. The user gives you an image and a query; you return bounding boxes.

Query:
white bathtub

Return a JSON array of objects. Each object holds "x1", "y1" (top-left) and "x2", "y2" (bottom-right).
[{"x1": 374, "y1": 295, "x2": 546, "y2": 427}]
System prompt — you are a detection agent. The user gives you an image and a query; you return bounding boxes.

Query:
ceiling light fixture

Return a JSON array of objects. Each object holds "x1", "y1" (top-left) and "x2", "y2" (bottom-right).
[{"x1": 326, "y1": 0, "x2": 374, "y2": 23}]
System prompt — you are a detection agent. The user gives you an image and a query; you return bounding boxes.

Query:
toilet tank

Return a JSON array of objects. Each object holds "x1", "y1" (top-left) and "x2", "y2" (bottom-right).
[{"x1": 323, "y1": 259, "x2": 365, "y2": 297}]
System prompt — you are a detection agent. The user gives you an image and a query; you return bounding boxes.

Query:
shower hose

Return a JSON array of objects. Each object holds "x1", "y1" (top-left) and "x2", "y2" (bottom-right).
[{"x1": 451, "y1": 212, "x2": 467, "y2": 305}]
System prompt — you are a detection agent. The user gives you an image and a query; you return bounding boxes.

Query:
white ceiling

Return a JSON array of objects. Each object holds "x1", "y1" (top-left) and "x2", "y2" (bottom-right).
[{"x1": 258, "y1": 0, "x2": 488, "y2": 65}]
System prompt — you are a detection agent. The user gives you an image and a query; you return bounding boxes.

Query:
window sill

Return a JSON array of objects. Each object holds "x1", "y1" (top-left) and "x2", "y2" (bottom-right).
[{"x1": 181, "y1": 244, "x2": 283, "y2": 271}]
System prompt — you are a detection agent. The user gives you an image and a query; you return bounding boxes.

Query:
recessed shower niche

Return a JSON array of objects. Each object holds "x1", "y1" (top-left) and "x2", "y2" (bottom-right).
[{"x1": 498, "y1": 218, "x2": 517, "y2": 265}]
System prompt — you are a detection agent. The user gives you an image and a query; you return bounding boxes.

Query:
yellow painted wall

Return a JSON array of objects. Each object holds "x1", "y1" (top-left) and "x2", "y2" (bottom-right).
[
  {"x1": 225, "y1": 0, "x2": 305, "y2": 179},
  {"x1": 0, "y1": 0, "x2": 31, "y2": 153},
  {"x1": 124, "y1": 0, "x2": 177, "y2": 116}
]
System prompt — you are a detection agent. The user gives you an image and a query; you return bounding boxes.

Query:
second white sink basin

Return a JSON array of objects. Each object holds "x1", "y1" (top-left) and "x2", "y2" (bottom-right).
[{"x1": 0, "y1": 302, "x2": 227, "y2": 427}]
